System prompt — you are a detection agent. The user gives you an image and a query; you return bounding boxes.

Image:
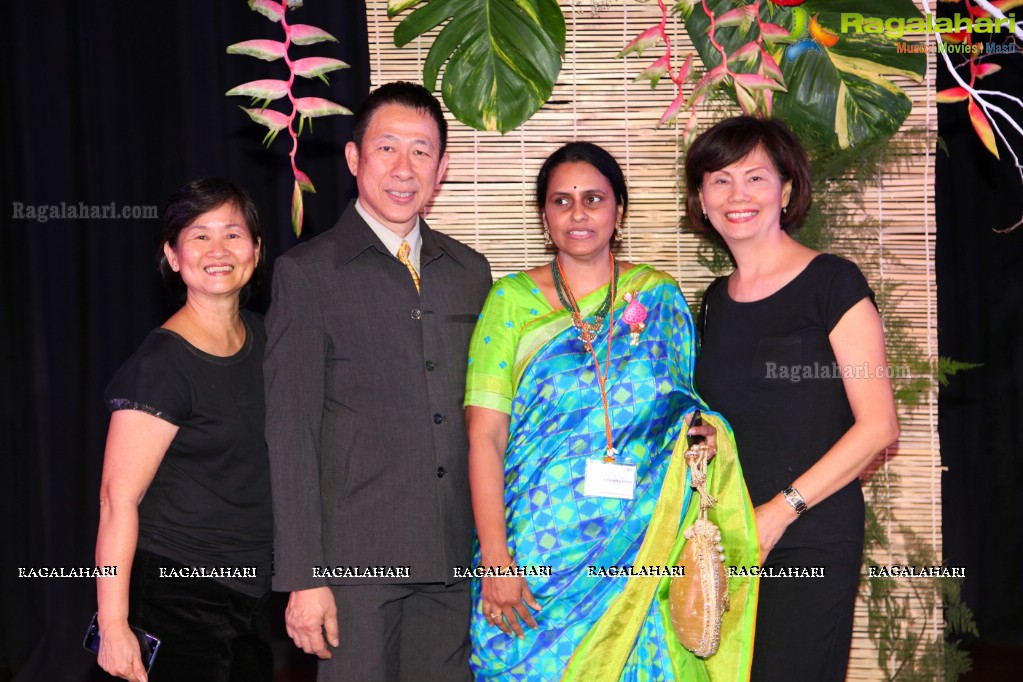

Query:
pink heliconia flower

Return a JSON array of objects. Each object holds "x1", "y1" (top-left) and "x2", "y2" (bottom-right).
[
  {"x1": 227, "y1": 0, "x2": 351, "y2": 236},
  {"x1": 622, "y1": 292, "x2": 648, "y2": 325}
]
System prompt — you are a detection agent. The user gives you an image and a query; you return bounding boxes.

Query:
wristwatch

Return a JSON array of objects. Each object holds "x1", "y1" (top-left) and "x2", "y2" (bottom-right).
[{"x1": 782, "y1": 486, "x2": 808, "y2": 515}]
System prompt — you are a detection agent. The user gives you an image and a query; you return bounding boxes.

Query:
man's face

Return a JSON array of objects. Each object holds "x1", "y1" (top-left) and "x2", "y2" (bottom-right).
[{"x1": 345, "y1": 103, "x2": 448, "y2": 237}]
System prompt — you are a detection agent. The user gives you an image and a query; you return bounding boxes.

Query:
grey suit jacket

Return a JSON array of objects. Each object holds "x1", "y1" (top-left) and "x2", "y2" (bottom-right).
[{"x1": 265, "y1": 202, "x2": 492, "y2": 590}]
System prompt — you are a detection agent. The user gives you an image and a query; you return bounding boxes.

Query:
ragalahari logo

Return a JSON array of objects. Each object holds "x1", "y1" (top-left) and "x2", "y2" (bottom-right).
[{"x1": 784, "y1": 5, "x2": 841, "y2": 62}]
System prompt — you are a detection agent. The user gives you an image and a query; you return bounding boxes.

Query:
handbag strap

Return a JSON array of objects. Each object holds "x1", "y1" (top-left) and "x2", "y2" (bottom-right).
[
  {"x1": 697, "y1": 276, "x2": 725, "y2": 349},
  {"x1": 685, "y1": 443, "x2": 718, "y2": 519}
]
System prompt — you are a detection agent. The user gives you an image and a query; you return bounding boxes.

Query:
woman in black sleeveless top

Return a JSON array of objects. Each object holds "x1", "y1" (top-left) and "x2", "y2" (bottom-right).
[{"x1": 685, "y1": 117, "x2": 899, "y2": 681}]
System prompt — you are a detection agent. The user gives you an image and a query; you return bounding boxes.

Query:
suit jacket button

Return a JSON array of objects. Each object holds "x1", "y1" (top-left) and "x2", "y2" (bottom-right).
[
  {"x1": 437, "y1": 467, "x2": 447, "y2": 478},
  {"x1": 425, "y1": 360, "x2": 436, "y2": 371},
  {"x1": 433, "y1": 413, "x2": 444, "y2": 424},
  {"x1": 411, "y1": 309, "x2": 422, "y2": 320}
]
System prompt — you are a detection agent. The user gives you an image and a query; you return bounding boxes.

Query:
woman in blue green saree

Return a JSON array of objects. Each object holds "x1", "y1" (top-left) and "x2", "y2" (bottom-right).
[{"x1": 464, "y1": 143, "x2": 759, "y2": 681}]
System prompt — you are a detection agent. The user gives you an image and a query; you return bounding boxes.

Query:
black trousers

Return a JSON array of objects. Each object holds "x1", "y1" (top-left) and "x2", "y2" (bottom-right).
[
  {"x1": 316, "y1": 581, "x2": 472, "y2": 682},
  {"x1": 750, "y1": 541, "x2": 863, "y2": 682},
  {"x1": 129, "y1": 549, "x2": 272, "y2": 682}
]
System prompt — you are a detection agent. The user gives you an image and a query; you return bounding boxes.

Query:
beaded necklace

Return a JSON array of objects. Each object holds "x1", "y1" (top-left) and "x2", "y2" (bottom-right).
[
  {"x1": 550, "y1": 253, "x2": 619, "y2": 349},
  {"x1": 551, "y1": 252, "x2": 620, "y2": 462}
]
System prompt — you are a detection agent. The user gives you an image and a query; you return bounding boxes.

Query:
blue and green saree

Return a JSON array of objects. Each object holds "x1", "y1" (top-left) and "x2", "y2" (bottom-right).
[{"x1": 465, "y1": 265, "x2": 758, "y2": 681}]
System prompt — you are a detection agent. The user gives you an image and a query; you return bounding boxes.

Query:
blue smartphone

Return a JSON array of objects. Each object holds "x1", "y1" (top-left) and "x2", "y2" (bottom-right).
[{"x1": 83, "y1": 612, "x2": 161, "y2": 671}]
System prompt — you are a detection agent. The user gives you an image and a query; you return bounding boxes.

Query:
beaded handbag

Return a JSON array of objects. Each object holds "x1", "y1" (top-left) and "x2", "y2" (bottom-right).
[{"x1": 668, "y1": 441, "x2": 729, "y2": 658}]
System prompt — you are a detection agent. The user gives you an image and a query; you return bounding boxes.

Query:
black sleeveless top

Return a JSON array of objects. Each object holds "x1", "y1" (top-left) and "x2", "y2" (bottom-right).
[{"x1": 695, "y1": 254, "x2": 874, "y2": 547}]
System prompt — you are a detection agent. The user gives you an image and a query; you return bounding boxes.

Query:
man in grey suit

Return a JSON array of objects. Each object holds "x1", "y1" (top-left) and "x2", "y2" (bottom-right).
[{"x1": 264, "y1": 82, "x2": 492, "y2": 681}]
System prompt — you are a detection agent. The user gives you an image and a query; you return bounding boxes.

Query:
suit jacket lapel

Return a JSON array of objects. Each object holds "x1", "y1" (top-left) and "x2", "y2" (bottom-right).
[
  {"x1": 420, "y1": 219, "x2": 443, "y2": 269},
  {"x1": 421, "y1": 218, "x2": 465, "y2": 269},
  {"x1": 333, "y1": 200, "x2": 390, "y2": 270}
]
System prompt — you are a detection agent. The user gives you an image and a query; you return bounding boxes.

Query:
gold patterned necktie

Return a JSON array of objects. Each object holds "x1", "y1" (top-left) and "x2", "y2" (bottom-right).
[{"x1": 396, "y1": 240, "x2": 420, "y2": 293}]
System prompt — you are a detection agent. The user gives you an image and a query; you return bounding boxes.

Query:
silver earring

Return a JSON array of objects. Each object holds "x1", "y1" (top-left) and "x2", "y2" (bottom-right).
[
  {"x1": 702, "y1": 211, "x2": 708, "y2": 220},
  {"x1": 543, "y1": 225, "x2": 553, "y2": 247},
  {"x1": 614, "y1": 221, "x2": 623, "y2": 242},
  {"x1": 783, "y1": 206, "x2": 788, "y2": 214}
]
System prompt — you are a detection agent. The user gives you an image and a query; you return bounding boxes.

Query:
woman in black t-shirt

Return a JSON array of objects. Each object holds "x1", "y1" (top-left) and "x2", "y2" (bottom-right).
[
  {"x1": 95, "y1": 178, "x2": 273, "y2": 682},
  {"x1": 684, "y1": 117, "x2": 900, "y2": 681}
]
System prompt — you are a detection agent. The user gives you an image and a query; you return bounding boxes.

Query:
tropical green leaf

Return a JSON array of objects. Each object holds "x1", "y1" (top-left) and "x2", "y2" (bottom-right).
[
  {"x1": 391, "y1": 0, "x2": 566, "y2": 133},
  {"x1": 779, "y1": 0, "x2": 926, "y2": 149},
  {"x1": 684, "y1": 0, "x2": 926, "y2": 151},
  {"x1": 388, "y1": 0, "x2": 425, "y2": 14}
]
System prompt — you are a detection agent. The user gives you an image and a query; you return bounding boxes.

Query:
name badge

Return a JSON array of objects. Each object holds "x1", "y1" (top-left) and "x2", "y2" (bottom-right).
[{"x1": 583, "y1": 459, "x2": 637, "y2": 500}]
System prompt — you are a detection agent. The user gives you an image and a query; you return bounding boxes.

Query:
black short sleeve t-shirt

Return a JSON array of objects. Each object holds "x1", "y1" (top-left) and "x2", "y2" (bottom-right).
[
  {"x1": 695, "y1": 254, "x2": 874, "y2": 547},
  {"x1": 104, "y1": 309, "x2": 272, "y2": 595}
]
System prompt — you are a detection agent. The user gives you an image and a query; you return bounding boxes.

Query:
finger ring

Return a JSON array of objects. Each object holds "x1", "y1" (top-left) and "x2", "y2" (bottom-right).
[{"x1": 490, "y1": 612, "x2": 500, "y2": 618}]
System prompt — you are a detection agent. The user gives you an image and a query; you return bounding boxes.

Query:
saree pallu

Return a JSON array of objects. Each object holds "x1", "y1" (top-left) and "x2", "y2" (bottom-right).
[{"x1": 465, "y1": 266, "x2": 758, "y2": 681}]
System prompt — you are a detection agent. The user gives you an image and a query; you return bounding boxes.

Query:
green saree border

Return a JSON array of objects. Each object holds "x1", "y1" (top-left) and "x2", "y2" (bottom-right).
[{"x1": 562, "y1": 413, "x2": 759, "y2": 681}]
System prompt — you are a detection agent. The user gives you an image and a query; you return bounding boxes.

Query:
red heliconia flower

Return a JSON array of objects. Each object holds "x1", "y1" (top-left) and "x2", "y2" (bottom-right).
[{"x1": 769, "y1": 0, "x2": 806, "y2": 6}]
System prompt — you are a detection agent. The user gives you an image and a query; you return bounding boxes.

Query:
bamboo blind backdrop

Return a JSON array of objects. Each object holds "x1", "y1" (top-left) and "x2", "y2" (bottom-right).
[{"x1": 365, "y1": 1, "x2": 941, "y2": 677}]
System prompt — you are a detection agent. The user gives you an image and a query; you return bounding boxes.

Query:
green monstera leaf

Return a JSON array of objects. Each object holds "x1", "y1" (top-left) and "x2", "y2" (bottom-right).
[
  {"x1": 684, "y1": 0, "x2": 926, "y2": 151},
  {"x1": 388, "y1": 0, "x2": 565, "y2": 133}
]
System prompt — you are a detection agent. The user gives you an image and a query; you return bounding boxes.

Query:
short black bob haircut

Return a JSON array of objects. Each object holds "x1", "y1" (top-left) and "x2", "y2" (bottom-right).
[
  {"x1": 157, "y1": 177, "x2": 265, "y2": 297},
  {"x1": 684, "y1": 115, "x2": 812, "y2": 239},
  {"x1": 535, "y1": 141, "x2": 629, "y2": 221},
  {"x1": 351, "y1": 81, "x2": 448, "y2": 156}
]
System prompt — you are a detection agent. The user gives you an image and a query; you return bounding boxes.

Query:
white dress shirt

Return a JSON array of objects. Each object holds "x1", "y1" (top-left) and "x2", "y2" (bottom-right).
[{"x1": 355, "y1": 199, "x2": 422, "y2": 275}]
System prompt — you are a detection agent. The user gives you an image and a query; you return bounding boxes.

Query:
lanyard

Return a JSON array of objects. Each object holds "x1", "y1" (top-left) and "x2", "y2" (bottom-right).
[{"x1": 554, "y1": 252, "x2": 619, "y2": 462}]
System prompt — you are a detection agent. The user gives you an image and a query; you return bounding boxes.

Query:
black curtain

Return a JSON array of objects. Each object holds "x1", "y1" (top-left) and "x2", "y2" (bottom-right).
[
  {"x1": 1, "y1": 1, "x2": 368, "y2": 679},
  {"x1": 936, "y1": 21, "x2": 1023, "y2": 652}
]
